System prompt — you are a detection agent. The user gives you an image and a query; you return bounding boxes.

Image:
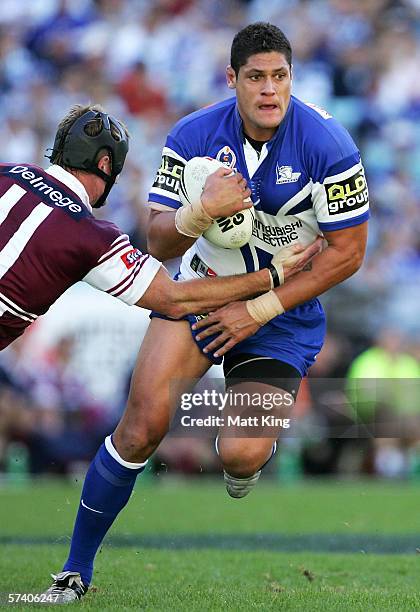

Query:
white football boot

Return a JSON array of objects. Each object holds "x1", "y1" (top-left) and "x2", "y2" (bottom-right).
[
  {"x1": 42, "y1": 571, "x2": 88, "y2": 604},
  {"x1": 223, "y1": 469, "x2": 262, "y2": 498}
]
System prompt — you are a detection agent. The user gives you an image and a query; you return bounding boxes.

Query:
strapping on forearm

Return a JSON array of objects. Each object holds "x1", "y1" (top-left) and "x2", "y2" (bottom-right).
[
  {"x1": 175, "y1": 198, "x2": 213, "y2": 238},
  {"x1": 246, "y1": 290, "x2": 285, "y2": 325}
]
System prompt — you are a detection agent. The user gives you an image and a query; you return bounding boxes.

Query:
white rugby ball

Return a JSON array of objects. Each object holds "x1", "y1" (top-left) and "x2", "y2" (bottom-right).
[{"x1": 179, "y1": 156, "x2": 254, "y2": 249}]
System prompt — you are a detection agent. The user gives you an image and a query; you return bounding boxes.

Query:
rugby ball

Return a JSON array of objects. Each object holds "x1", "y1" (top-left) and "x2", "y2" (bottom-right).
[{"x1": 179, "y1": 157, "x2": 254, "y2": 249}]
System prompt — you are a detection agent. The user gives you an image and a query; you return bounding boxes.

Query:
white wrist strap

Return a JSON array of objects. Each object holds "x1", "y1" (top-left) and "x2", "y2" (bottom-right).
[
  {"x1": 175, "y1": 198, "x2": 213, "y2": 238},
  {"x1": 246, "y1": 290, "x2": 285, "y2": 326}
]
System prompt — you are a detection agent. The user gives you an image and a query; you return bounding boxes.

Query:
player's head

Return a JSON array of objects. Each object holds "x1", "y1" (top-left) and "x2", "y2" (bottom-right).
[
  {"x1": 227, "y1": 23, "x2": 292, "y2": 140},
  {"x1": 48, "y1": 104, "x2": 129, "y2": 208}
]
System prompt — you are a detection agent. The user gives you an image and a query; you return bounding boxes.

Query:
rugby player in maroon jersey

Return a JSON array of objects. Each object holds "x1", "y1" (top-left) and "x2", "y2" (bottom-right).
[{"x1": 0, "y1": 104, "x2": 316, "y2": 350}]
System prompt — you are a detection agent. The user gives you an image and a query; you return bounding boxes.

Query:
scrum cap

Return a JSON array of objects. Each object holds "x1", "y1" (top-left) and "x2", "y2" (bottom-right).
[{"x1": 49, "y1": 110, "x2": 129, "y2": 207}]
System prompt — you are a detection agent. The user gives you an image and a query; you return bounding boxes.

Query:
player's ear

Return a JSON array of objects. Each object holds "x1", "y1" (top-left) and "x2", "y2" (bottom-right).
[
  {"x1": 290, "y1": 64, "x2": 293, "y2": 81},
  {"x1": 98, "y1": 153, "x2": 111, "y2": 175},
  {"x1": 226, "y1": 65, "x2": 236, "y2": 89}
]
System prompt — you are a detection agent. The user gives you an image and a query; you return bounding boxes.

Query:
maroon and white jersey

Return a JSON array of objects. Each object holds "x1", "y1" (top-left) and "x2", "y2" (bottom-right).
[{"x1": 0, "y1": 163, "x2": 161, "y2": 349}]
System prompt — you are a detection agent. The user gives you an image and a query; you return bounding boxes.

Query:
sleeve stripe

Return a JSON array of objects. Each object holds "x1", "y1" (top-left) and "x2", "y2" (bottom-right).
[
  {"x1": 107, "y1": 255, "x2": 150, "y2": 295},
  {"x1": 108, "y1": 260, "x2": 148, "y2": 298},
  {"x1": 0, "y1": 290, "x2": 37, "y2": 319},
  {"x1": 318, "y1": 210, "x2": 370, "y2": 231},
  {"x1": 96, "y1": 241, "x2": 132, "y2": 266},
  {"x1": 162, "y1": 147, "x2": 187, "y2": 164},
  {"x1": 107, "y1": 264, "x2": 140, "y2": 296},
  {"x1": 107, "y1": 259, "x2": 142, "y2": 294},
  {"x1": 97, "y1": 234, "x2": 130, "y2": 263},
  {"x1": 323, "y1": 152, "x2": 361, "y2": 178},
  {"x1": 111, "y1": 267, "x2": 142, "y2": 298},
  {"x1": 323, "y1": 162, "x2": 363, "y2": 184},
  {"x1": 147, "y1": 196, "x2": 179, "y2": 210},
  {"x1": 98, "y1": 234, "x2": 129, "y2": 259},
  {"x1": 149, "y1": 186, "x2": 181, "y2": 202},
  {"x1": 0, "y1": 293, "x2": 36, "y2": 322},
  {"x1": 110, "y1": 234, "x2": 129, "y2": 248}
]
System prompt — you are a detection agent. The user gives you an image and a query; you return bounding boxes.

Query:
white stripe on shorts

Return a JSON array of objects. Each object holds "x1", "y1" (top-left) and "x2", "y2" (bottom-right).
[{"x1": 224, "y1": 356, "x2": 273, "y2": 378}]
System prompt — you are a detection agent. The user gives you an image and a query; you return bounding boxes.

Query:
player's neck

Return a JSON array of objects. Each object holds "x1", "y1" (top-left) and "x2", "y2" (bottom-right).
[
  {"x1": 68, "y1": 168, "x2": 101, "y2": 207},
  {"x1": 243, "y1": 132, "x2": 268, "y2": 153}
]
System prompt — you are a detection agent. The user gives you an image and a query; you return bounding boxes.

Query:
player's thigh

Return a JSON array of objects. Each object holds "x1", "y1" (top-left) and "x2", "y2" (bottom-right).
[{"x1": 123, "y1": 317, "x2": 212, "y2": 426}]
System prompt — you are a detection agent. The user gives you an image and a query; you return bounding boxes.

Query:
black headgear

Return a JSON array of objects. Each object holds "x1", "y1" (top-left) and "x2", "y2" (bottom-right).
[{"x1": 48, "y1": 110, "x2": 129, "y2": 208}]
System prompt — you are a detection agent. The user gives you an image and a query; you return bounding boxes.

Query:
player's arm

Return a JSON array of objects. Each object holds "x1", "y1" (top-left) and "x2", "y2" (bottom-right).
[
  {"x1": 136, "y1": 238, "x2": 322, "y2": 318},
  {"x1": 82, "y1": 225, "x2": 320, "y2": 319},
  {"x1": 147, "y1": 168, "x2": 252, "y2": 261},
  {"x1": 147, "y1": 208, "x2": 195, "y2": 260},
  {"x1": 271, "y1": 223, "x2": 367, "y2": 311},
  {"x1": 192, "y1": 222, "x2": 367, "y2": 356},
  {"x1": 135, "y1": 266, "x2": 270, "y2": 318}
]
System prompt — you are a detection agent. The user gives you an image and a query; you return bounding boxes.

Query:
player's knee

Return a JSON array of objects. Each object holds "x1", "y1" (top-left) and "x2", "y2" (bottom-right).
[
  {"x1": 115, "y1": 391, "x2": 169, "y2": 461},
  {"x1": 218, "y1": 442, "x2": 265, "y2": 478},
  {"x1": 115, "y1": 420, "x2": 167, "y2": 462}
]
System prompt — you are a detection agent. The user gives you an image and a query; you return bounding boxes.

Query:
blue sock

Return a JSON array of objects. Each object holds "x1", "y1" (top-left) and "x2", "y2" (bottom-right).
[{"x1": 63, "y1": 436, "x2": 146, "y2": 585}]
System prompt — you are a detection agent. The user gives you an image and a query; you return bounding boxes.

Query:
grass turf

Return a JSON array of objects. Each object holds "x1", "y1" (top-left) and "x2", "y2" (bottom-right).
[{"x1": 1, "y1": 478, "x2": 420, "y2": 610}]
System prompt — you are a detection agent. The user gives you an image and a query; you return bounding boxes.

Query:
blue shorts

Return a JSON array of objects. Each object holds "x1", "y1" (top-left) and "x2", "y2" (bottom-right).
[{"x1": 150, "y1": 298, "x2": 325, "y2": 377}]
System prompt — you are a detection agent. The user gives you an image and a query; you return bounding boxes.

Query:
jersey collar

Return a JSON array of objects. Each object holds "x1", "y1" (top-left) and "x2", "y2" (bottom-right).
[
  {"x1": 234, "y1": 96, "x2": 294, "y2": 152},
  {"x1": 46, "y1": 165, "x2": 92, "y2": 213}
]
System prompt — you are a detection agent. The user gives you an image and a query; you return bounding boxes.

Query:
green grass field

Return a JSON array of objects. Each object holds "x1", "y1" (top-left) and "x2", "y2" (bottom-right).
[{"x1": 1, "y1": 477, "x2": 420, "y2": 610}]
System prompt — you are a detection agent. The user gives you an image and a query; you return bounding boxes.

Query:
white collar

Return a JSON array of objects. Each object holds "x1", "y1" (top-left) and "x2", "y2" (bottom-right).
[
  {"x1": 46, "y1": 165, "x2": 92, "y2": 213},
  {"x1": 243, "y1": 139, "x2": 268, "y2": 178}
]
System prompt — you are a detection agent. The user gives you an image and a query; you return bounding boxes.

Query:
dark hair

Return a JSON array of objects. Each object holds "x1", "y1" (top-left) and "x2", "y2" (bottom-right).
[{"x1": 230, "y1": 22, "x2": 292, "y2": 75}]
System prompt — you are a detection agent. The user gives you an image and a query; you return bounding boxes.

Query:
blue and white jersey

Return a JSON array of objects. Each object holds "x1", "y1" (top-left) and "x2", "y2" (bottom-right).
[
  {"x1": 149, "y1": 95, "x2": 369, "y2": 280},
  {"x1": 148, "y1": 95, "x2": 369, "y2": 374}
]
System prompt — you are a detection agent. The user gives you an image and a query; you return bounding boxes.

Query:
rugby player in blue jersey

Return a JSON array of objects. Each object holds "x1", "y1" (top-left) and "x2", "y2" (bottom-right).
[
  {"x1": 136, "y1": 22, "x2": 368, "y2": 493},
  {"x1": 46, "y1": 22, "x2": 368, "y2": 602}
]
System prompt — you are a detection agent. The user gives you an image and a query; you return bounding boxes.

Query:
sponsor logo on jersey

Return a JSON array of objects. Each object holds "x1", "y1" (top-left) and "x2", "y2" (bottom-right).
[
  {"x1": 121, "y1": 248, "x2": 142, "y2": 269},
  {"x1": 190, "y1": 254, "x2": 217, "y2": 277},
  {"x1": 152, "y1": 154, "x2": 184, "y2": 196},
  {"x1": 325, "y1": 169, "x2": 369, "y2": 215},
  {"x1": 276, "y1": 164, "x2": 301, "y2": 185},
  {"x1": 216, "y1": 146, "x2": 237, "y2": 168},
  {"x1": 7, "y1": 166, "x2": 84, "y2": 215},
  {"x1": 252, "y1": 218, "x2": 302, "y2": 247}
]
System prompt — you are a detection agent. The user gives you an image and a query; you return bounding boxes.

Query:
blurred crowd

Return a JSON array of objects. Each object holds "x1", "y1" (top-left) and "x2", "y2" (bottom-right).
[{"x1": 0, "y1": 0, "x2": 420, "y2": 479}]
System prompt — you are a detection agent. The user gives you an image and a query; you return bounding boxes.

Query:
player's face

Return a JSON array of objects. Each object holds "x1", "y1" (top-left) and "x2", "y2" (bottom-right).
[{"x1": 226, "y1": 52, "x2": 292, "y2": 141}]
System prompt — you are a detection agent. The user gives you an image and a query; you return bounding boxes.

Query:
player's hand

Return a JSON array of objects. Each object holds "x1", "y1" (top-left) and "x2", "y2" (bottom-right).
[
  {"x1": 201, "y1": 168, "x2": 252, "y2": 218},
  {"x1": 275, "y1": 236, "x2": 324, "y2": 282},
  {"x1": 192, "y1": 302, "x2": 260, "y2": 357}
]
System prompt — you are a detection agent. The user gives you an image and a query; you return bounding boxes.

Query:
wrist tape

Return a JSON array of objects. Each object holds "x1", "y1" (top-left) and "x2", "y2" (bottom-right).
[
  {"x1": 246, "y1": 290, "x2": 285, "y2": 326},
  {"x1": 175, "y1": 198, "x2": 213, "y2": 238}
]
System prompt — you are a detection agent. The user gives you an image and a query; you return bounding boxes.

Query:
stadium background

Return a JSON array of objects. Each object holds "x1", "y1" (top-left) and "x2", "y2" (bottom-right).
[
  {"x1": 2, "y1": 2, "x2": 420, "y2": 608},
  {"x1": 0, "y1": 0, "x2": 420, "y2": 482}
]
